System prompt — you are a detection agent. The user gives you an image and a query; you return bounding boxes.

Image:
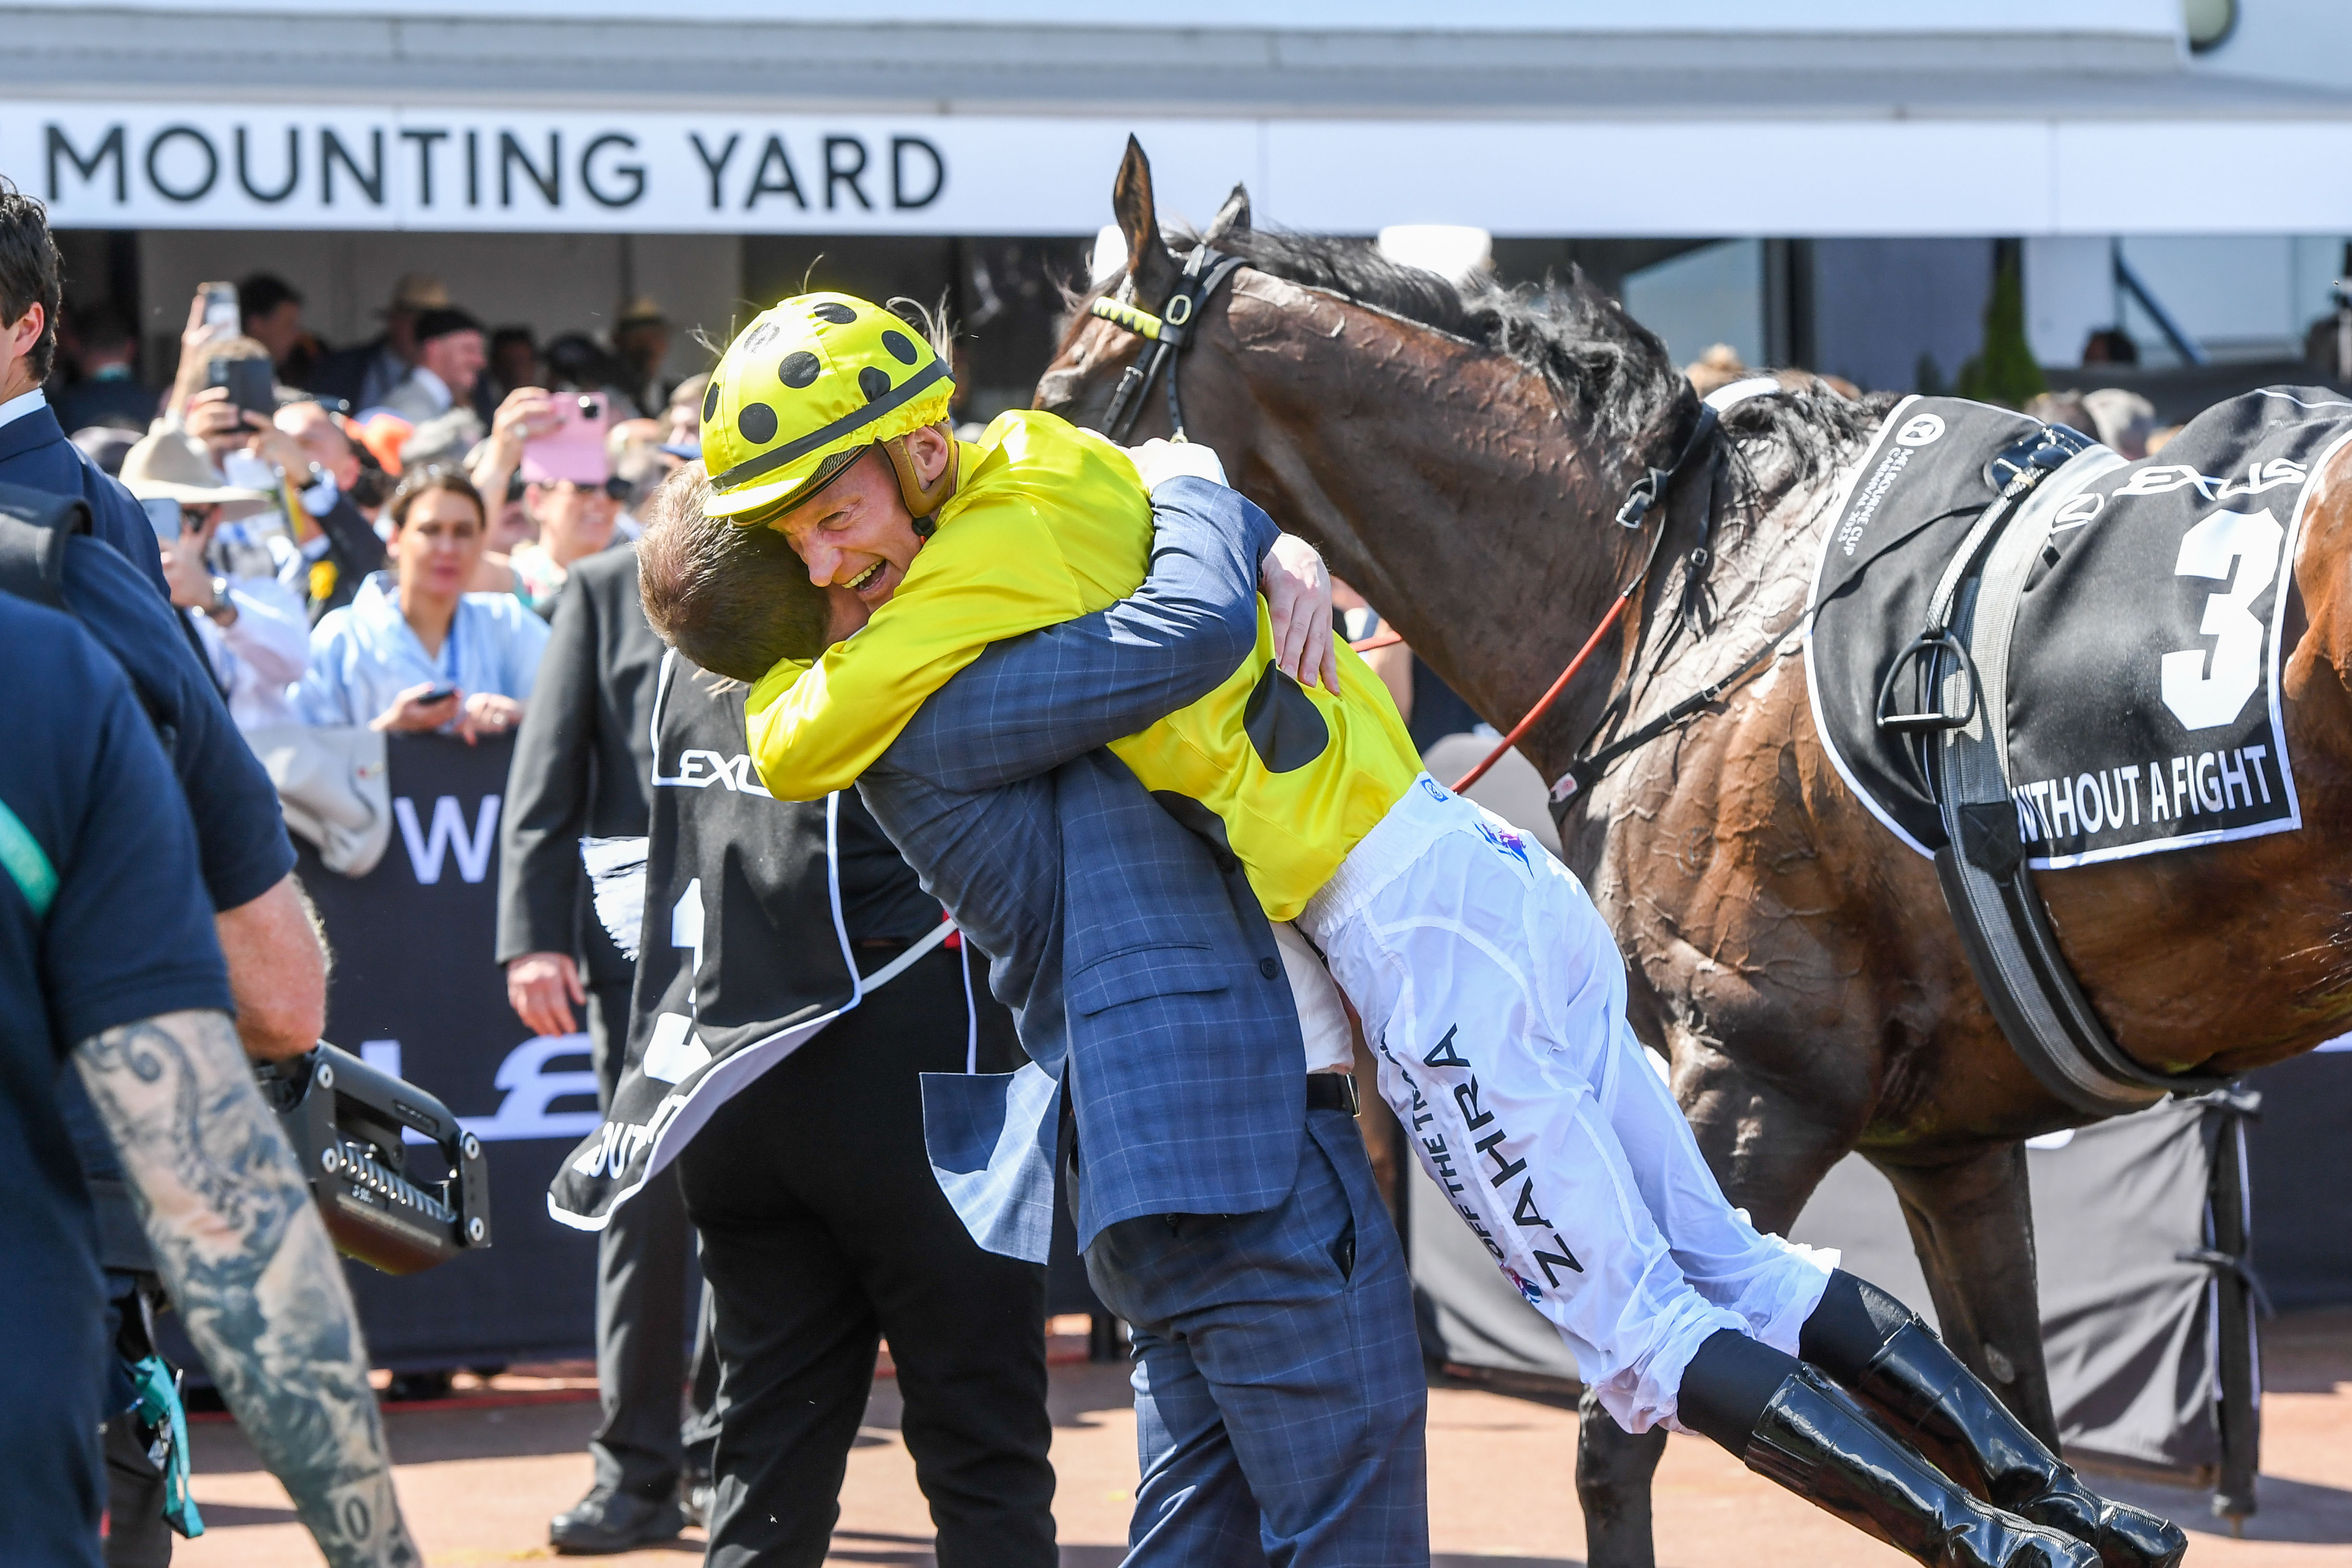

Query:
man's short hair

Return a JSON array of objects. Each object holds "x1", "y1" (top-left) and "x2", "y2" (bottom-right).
[
  {"x1": 0, "y1": 178, "x2": 63, "y2": 385},
  {"x1": 638, "y1": 463, "x2": 832, "y2": 683},
  {"x1": 73, "y1": 302, "x2": 135, "y2": 354},
  {"x1": 238, "y1": 272, "x2": 302, "y2": 324},
  {"x1": 415, "y1": 307, "x2": 485, "y2": 345}
]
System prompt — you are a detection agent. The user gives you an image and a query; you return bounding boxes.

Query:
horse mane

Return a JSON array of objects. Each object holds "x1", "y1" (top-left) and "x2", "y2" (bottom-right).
[
  {"x1": 1065, "y1": 226, "x2": 1898, "y2": 517},
  {"x1": 1190, "y1": 228, "x2": 1689, "y2": 451}
]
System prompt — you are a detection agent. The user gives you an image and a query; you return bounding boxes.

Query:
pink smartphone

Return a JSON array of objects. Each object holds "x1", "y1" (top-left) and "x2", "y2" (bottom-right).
[{"x1": 522, "y1": 393, "x2": 611, "y2": 485}]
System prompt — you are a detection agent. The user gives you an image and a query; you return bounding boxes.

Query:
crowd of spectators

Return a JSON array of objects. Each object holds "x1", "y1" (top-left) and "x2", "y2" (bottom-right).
[{"x1": 43, "y1": 268, "x2": 709, "y2": 744}]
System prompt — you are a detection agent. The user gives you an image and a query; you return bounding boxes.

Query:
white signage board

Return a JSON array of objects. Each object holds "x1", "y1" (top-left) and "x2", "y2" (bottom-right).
[
  {"x1": 2, "y1": 103, "x2": 1258, "y2": 236},
  {"x1": 11, "y1": 101, "x2": 2352, "y2": 237}
]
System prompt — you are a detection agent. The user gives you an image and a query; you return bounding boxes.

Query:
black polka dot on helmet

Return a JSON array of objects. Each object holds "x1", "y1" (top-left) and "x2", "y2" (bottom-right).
[
  {"x1": 881, "y1": 329, "x2": 919, "y2": 365},
  {"x1": 778, "y1": 351, "x2": 821, "y2": 389},
  {"x1": 810, "y1": 301, "x2": 857, "y2": 326},
  {"x1": 738, "y1": 402, "x2": 778, "y2": 444},
  {"x1": 857, "y1": 366, "x2": 891, "y2": 402},
  {"x1": 701, "y1": 379, "x2": 721, "y2": 421}
]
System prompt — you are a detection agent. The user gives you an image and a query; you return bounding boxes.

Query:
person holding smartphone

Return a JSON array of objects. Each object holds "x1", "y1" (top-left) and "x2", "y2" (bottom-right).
[
  {"x1": 295, "y1": 467, "x2": 548, "y2": 741},
  {"x1": 119, "y1": 430, "x2": 310, "y2": 733}
]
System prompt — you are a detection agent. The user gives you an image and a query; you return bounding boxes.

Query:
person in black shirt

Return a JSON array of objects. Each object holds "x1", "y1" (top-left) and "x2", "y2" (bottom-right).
[
  {"x1": 496, "y1": 541, "x2": 715, "y2": 1550},
  {"x1": 624, "y1": 652, "x2": 1056, "y2": 1566},
  {"x1": 0, "y1": 477, "x2": 320, "y2": 1564},
  {"x1": 0, "y1": 591, "x2": 415, "y2": 1568}
]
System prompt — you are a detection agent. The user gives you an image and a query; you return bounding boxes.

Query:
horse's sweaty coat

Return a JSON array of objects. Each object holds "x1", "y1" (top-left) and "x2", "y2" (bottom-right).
[{"x1": 1804, "y1": 388, "x2": 2350, "y2": 869}]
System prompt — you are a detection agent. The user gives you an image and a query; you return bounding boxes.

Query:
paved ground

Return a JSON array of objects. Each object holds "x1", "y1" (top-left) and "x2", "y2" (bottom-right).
[{"x1": 179, "y1": 1313, "x2": 2352, "y2": 1566}]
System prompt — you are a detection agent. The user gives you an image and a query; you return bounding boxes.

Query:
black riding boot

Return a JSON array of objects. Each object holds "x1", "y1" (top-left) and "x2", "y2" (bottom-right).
[
  {"x1": 1745, "y1": 1367, "x2": 2102, "y2": 1568},
  {"x1": 1802, "y1": 1275, "x2": 2186, "y2": 1568},
  {"x1": 1843, "y1": 1320, "x2": 2186, "y2": 1568}
]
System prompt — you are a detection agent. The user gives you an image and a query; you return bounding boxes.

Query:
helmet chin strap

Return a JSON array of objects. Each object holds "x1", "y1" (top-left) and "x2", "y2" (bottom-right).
[{"x1": 884, "y1": 434, "x2": 955, "y2": 537}]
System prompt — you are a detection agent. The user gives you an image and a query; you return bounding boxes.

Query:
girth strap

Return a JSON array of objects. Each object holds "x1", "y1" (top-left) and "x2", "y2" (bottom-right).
[{"x1": 1915, "y1": 439, "x2": 2235, "y2": 1116}]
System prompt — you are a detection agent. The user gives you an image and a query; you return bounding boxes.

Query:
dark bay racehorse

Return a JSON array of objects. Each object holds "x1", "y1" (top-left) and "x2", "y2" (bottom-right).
[{"x1": 1037, "y1": 142, "x2": 2352, "y2": 1563}]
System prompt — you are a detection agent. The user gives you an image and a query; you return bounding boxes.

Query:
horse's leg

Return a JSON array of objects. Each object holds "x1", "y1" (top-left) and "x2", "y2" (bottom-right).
[
  {"x1": 1874, "y1": 1142, "x2": 2058, "y2": 1445},
  {"x1": 1576, "y1": 1052, "x2": 1860, "y2": 1568}
]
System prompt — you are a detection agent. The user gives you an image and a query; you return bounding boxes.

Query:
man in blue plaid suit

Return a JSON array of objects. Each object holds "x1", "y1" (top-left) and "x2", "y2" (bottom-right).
[{"x1": 646, "y1": 449, "x2": 1429, "y2": 1565}]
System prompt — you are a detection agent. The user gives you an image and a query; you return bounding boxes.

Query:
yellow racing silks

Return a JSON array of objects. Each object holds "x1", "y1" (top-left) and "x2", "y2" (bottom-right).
[{"x1": 746, "y1": 409, "x2": 1420, "y2": 921}]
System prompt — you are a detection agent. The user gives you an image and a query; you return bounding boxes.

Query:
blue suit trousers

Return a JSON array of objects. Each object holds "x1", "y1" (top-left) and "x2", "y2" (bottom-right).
[{"x1": 1081, "y1": 1108, "x2": 1430, "y2": 1568}]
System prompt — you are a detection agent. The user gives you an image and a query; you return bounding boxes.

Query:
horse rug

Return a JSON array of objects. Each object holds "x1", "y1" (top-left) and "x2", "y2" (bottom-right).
[{"x1": 1802, "y1": 388, "x2": 2352, "y2": 869}]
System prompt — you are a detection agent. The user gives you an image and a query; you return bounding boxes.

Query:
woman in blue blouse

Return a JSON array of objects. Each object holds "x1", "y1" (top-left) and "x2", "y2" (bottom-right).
[{"x1": 297, "y1": 468, "x2": 551, "y2": 739}]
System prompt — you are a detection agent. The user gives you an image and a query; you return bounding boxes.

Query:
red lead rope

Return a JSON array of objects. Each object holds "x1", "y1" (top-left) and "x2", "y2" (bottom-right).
[
  {"x1": 1346, "y1": 594, "x2": 1633, "y2": 794},
  {"x1": 1338, "y1": 401, "x2": 1718, "y2": 797}
]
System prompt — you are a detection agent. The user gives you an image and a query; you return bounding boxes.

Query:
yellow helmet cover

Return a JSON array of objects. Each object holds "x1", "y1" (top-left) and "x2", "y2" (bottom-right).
[{"x1": 701, "y1": 292, "x2": 955, "y2": 519}]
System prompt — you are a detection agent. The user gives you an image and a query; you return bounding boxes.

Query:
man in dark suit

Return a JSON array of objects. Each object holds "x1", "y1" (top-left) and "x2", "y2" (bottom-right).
[
  {"x1": 0, "y1": 181, "x2": 166, "y2": 595},
  {"x1": 495, "y1": 541, "x2": 713, "y2": 1551}
]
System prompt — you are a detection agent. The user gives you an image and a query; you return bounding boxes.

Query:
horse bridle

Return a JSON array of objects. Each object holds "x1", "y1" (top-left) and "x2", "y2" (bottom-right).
[{"x1": 1087, "y1": 245, "x2": 1248, "y2": 443}]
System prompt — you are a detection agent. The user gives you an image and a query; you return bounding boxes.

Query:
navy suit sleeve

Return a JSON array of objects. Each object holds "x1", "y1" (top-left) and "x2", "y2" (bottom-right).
[
  {"x1": 886, "y1": 477, "x2": 1277, "y2": 794},
  {"x1": 59, "y1": 536, "x2": 295, "y2": 912}
]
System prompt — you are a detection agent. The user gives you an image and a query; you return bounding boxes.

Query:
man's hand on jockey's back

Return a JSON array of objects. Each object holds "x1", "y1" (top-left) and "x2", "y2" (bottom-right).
[{"x1": 1262, "y1": 533, "x2": 1339, "y2": 693}]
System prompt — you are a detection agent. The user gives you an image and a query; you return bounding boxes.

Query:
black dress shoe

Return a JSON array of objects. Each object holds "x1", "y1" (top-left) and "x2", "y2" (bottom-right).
[
  {"x1": 1845, "y1": 1322, "x2": 2188, "y2": 1568},
  {"x1": 550, "y1": 1486, "x2": 685, "y2": 1555},
  {"x1": 1744, "y1": 1367, "x2": 2101, "y2": 1568}
]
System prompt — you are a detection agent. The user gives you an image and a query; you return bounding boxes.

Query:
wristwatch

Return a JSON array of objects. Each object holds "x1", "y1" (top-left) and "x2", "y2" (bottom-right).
[
  {"x1": 205, "y1": 576, "x2": 238, "y2": 625},
  {"x1": 300, "y1": 464, "x2": 340, "y2": 518}
]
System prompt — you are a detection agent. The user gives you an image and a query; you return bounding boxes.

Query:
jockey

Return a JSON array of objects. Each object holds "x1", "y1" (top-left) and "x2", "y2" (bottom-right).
[{"x1": 674, "y1": 292, "x2": 2184, "y2": 1568}]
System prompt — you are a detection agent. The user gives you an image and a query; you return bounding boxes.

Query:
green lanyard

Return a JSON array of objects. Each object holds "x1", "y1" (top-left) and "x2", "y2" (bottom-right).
[
  {"x1": 128, "y1": 1354, "x2": 204, "y2": 1538},
  {"x1": 0, "y1": 799, "x2": 54, "y2": 918}
]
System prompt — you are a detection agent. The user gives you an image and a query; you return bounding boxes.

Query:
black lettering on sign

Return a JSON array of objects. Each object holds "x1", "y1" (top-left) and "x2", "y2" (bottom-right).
[
  {"x1": 743, "y1": 136, "x2": 806, "y2": 211},
  {"x1": 500, "y1": 130, "x2": 560, "y2": 208},
  {"x1": 581, "y1": 133, "x2": 644, "y2": 208},
  {"x1": 1475, "y1": 1128, "x2": 1526, "y2": 1188},
  {"x1": 145, "y1": 125, "x2": 218, "y2": 203},
  {"x1": 891, "y1": 135, "x2": 944, "y2": 209},
  {"x1": 47, "y1": 124, "x2": 126, "y2": 202},
  {"x1": 1509, "y1": 1178, "x2": 1550, "y2": 1229},
  {"x1": 323, "y1": 128, "x2": 384, "y2": 206},
  {"x1": 1453, "y1": 1076, "x2": 1493, "y2": 1130},
  {"x1": 1533, "y1": 1235, "x2": 1584, "y2": 1284},
  {"x1": 1422, "y1": 1025, "x2": 1468, "y2": 1070},
  {"x1": 690, "y1": 132, "x2": 739, "y2": 210},
  {"x1": 824, "y1": 135, "x2": 871, "y2": 211},
  {"x1": 236, "y1": 126, "x2": 300, "y2": 203},
  {"x1": 465, "y1": 129, "x2": 481, "y2": 207},
  {"x1": 398, "y1": 128, "x2": 447, "y2": 207}
]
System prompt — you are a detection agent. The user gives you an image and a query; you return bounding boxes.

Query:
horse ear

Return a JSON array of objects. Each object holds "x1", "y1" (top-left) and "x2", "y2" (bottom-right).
[
  {"x1": 1203, "y1": 184, "x2": 1252, "y2": 245},
  {"x1": 1111, "y1": 136, "x2": 1183, "y2": 311}
]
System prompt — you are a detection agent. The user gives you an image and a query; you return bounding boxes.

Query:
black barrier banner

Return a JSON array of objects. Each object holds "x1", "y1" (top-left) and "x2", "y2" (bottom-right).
[{"x1": 294, "y1": 732, "x2": 608, "y2": 1368}]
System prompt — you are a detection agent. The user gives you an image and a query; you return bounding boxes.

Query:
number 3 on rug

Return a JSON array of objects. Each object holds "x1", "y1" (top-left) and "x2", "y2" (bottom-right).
[{"x1": 2161, "y1": 507, "x2": 2284, "y2": 732}]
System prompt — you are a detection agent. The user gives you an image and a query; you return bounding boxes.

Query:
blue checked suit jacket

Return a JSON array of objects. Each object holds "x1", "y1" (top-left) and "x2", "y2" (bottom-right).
[{"x1": 858, "y1": 477, "x2": 1308, "y2": 1261}]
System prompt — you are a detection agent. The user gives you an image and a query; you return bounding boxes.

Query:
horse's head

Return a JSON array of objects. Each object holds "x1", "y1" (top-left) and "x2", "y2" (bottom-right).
[{"x1": 1035, "y1": 136, "x2": 1255, "y2": 449}]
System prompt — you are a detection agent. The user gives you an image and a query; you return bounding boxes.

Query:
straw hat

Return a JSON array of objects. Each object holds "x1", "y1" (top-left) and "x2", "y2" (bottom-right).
[
  {"x1": 381, "y1": 273, "x2": 451, "y2": 316},
  {"x1": 119, "y1": 432, "x2": 272, "y2": 514},
  {"x1": 615, "y1": 294, "x2": 669, "y2": 330}
]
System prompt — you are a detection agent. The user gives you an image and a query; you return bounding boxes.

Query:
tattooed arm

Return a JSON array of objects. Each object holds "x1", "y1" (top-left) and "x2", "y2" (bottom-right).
[{"x1": 73, "y1": 1008, "x2": 417, "y2": 1568}]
